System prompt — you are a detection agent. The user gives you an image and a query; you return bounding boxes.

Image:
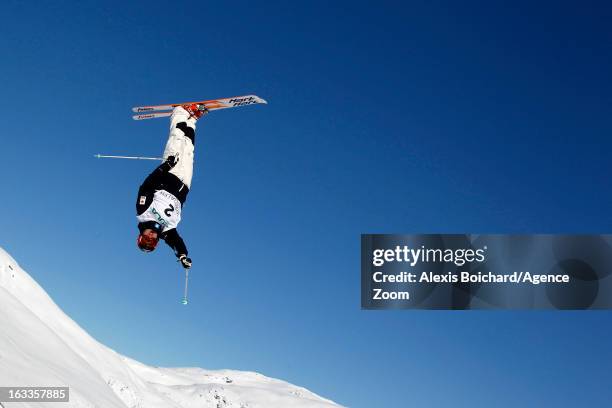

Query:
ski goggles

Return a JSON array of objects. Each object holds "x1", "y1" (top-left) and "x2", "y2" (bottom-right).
[{"x1": 137, "y1": 234, "x2": 159, "y2": 252}]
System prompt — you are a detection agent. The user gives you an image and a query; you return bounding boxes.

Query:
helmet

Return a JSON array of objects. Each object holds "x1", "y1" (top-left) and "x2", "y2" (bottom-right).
[{"x1": 137, "y1": 232, "x2": 159, "y2": 252}]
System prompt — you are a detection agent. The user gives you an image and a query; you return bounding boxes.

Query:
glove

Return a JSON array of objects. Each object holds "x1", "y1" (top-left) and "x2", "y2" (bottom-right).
[
  {"x1": 178, "y1": 254, "x2": 192, "y2": 269},
  {"x1": 166, "y1": 155, "x2": 179, "y2": 168}
]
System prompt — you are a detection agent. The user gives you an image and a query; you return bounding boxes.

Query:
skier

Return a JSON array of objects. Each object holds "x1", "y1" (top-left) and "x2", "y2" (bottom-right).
[{"x1": 135, "y1": 104, "x2": 208, "y2": 269}]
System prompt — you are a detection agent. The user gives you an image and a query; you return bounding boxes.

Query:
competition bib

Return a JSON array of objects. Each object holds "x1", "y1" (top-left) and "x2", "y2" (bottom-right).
[{"x1": 136, "y1": 190, "x2": 182, "y2": 231}]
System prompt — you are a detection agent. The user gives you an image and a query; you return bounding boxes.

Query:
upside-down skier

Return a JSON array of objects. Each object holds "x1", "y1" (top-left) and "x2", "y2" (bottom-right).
[{"x1": 135, "y1": 104, "x2": 208, "y2": 269}]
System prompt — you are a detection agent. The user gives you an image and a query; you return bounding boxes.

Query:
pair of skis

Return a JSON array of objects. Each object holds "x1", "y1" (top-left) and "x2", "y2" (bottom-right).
[
  {"x1": 131, "y1": 94, "x2": 267, "y2": 120},
  {"x1": 95, "y1": 94, "x2": 267, "y2": 162}
]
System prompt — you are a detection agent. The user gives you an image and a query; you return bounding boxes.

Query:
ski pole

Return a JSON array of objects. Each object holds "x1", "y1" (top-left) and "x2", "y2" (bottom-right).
[
  {"x1": 94, "y1": 154, "x2": 162, "y2": 161},
  {"x1": 182, "y1": 268, "x2": 190, "y2": 305}
]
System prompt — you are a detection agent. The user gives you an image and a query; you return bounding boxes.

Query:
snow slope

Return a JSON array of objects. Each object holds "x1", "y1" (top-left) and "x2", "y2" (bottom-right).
[{"x1": 0, "y1": 247, "x2": 341, "y2": 408}]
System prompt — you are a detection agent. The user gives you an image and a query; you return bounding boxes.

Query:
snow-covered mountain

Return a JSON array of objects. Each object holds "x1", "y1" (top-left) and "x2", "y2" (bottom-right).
[{"x1": 0, "y1": 247, "x2": 341, "y2": 408}]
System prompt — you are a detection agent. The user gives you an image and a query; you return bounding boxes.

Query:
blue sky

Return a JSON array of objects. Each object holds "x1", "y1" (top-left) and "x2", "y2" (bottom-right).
[{"x1": 1, "y1": 1, "x2": 611, "y2": 406}]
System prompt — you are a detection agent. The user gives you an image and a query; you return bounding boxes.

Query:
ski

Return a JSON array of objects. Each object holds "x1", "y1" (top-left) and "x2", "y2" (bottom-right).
[{"x1": 132, "y1": 94, "x2": 267, "y2": 120}]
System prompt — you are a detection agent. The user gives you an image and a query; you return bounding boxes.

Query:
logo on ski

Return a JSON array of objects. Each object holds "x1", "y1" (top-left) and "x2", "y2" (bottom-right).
[
  {"x1": 228, "y1": 96, "x2": 257, "y2": 106},
  {"x1": 134, "y1": 113, "x2": 165, "y2": 120}
]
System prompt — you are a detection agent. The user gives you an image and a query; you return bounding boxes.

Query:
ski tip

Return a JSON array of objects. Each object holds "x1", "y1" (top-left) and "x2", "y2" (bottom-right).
[
  {"x1": 181, "y1": 299, "x2": 189, "y2": 305},
  {"x1": 249, "y1": 95, "x2": 267, "y2": 104},
  {"x1": 94, "y1": 154, "x2": 101, "y2": 159}
]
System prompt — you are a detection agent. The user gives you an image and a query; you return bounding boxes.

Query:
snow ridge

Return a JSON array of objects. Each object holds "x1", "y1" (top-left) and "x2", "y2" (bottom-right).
[{"x1": 0, "y1": 247, "x2": 341, "y2": 408}]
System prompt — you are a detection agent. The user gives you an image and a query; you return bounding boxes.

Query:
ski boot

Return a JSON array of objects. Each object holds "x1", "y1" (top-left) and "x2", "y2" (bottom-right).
[{"x1": 182, "y1": 103, "x2": 208, "y2": 119}]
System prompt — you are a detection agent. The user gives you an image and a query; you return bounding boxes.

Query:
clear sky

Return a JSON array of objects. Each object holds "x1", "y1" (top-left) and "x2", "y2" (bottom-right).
[{"x1": 1, "y1": 1, "x2": 611, "y2": 406}]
